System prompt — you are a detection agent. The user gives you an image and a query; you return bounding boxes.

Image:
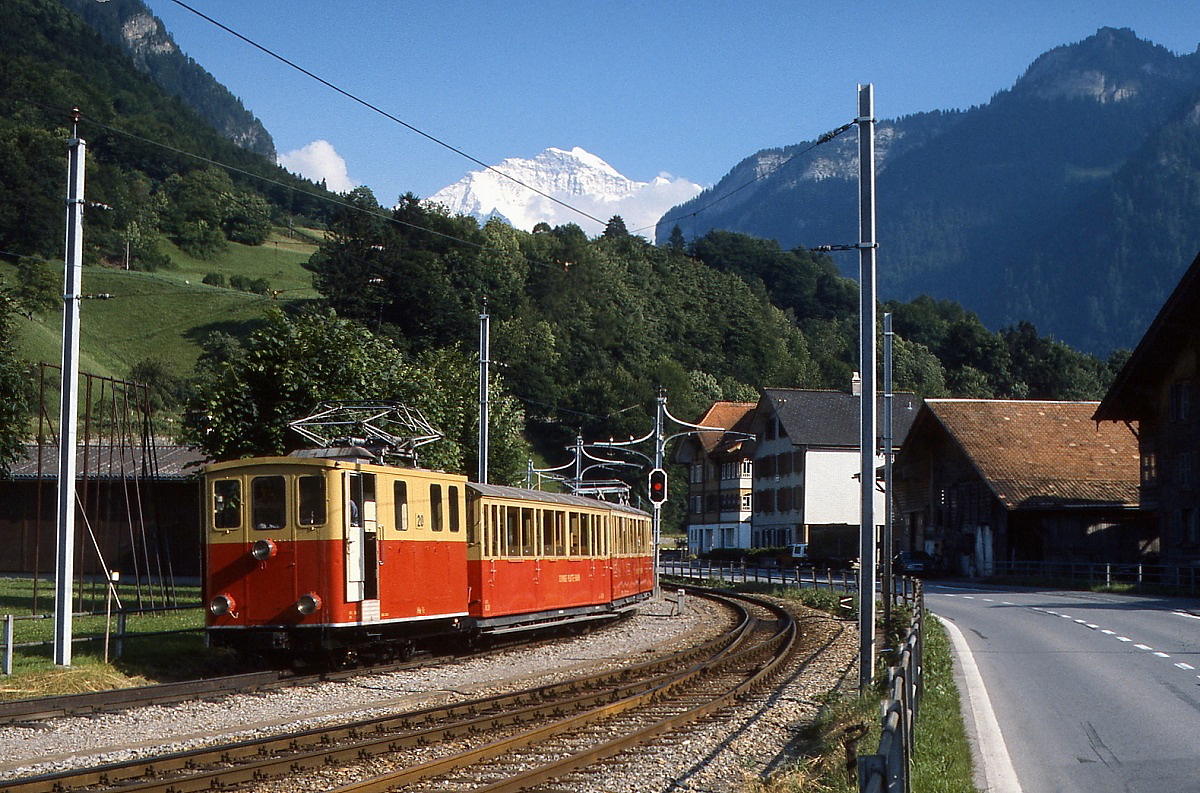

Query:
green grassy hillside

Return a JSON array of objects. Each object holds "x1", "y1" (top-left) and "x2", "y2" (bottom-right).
[{"x1": 3, "y1": 229, "x2": 321, "y2": 380}]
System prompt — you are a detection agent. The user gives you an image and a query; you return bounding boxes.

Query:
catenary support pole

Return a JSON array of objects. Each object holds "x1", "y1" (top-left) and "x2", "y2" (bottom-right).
[
  {"x1": 55, "y1": 109, "x2": 86, "y2": 667},
  {"x1": 857, "y1": 84, "x2": 878, "y2": 691},
  {"x1": 477, "y1": 297, "x2": 489, "y2": 484},
  {"x1": 653, "y1": 387, "x2": 666, "y2": 598}
]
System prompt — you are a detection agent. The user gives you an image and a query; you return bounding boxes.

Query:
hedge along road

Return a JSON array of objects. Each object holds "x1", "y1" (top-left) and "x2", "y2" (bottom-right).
[{"x1": 926, "y1": 582, "x2": 1200, "y2": 793}]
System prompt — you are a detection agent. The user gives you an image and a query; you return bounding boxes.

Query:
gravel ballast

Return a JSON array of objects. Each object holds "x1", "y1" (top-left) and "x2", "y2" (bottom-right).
[{"x1": 0, "y1": 593, "x2": 859, "y2": 792}]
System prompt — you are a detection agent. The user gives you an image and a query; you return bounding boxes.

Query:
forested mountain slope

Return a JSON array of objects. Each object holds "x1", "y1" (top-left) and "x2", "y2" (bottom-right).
[{"x1": 660, "y1": 27, "x2": 1200, "y2": 354}]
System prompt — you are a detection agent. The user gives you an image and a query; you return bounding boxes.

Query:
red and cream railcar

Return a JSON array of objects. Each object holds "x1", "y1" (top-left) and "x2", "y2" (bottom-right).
[
  {"x1": 202, "y1": 449, "x2": 654, "y2": 662},
  {"x1": 467, "y1": 485, "x2": 654, "y2": 632}
]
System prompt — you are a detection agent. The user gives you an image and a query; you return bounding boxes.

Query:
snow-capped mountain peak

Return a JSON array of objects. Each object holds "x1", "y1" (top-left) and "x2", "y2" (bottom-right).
[{"x1": 427, "y1": 147, "x2": 702, "y2": 238}]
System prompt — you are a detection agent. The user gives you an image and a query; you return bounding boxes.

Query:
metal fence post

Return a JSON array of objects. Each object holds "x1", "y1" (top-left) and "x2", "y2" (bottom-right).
[
  {"x1": 3, "y1": 615, "x2": 12, "y2": 676},
  {"x1": 114, "y1": 610, "x2": 127, "y2": 659}
]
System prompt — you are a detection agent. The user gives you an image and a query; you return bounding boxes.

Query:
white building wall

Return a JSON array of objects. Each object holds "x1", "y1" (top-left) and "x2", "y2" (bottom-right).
[{"x1": 804, "y1": 448, "x2": 886, "y2": 525}]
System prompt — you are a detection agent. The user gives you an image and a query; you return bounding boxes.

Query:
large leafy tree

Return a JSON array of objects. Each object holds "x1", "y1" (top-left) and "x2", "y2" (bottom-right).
[{"x1": 183, "y1": 308, "x2": 529, "y2": 483}]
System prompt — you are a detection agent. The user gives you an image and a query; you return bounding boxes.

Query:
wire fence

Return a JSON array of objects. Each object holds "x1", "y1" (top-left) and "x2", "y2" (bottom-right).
[
  {"x1": 2, "y1": 604, "x2": 201, "y2": 675},
  {"x1": 992, "y1": 560, "x2": 1200, "y2": 594}
]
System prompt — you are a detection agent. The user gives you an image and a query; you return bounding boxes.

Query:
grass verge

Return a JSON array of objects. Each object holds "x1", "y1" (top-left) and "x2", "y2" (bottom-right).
[{"x1": 0, "y1": 576, "x2": 234, "y2": 700}]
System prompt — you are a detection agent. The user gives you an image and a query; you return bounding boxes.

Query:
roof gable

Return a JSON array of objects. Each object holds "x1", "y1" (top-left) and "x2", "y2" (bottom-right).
[
  {"x1": 759, "y1": 389, "x2": 920, "y2": 448},
  {"x1": 1095, "y1": 249, "x2": 1200, "y2": 421},
  {"x1": 693, "y1": 401, "x2": 757, "y2": 456}
]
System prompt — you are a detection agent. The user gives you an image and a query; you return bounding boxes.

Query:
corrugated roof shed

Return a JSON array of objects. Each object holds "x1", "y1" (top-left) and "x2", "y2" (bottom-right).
[
  {"x1": 6, "y1": 444, "x2": 208, "y2": 481},
  {"x1": 926, "y1": 400, "x2": 1140, "y2": 508}
]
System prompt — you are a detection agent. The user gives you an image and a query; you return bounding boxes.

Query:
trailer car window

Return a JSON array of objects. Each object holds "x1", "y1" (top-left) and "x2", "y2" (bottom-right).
[
  {"x1": 506, "y1": 506, "x2": 520, "y2": 556},
  {"x1": 449, "y1": 486, "x2": 460, "y2": 532},
  {"x1": 212, "y1": 479, "x2": 241, "y2": 529},
  {"x1": 298, "y1": 476, "x2": 326, "y2": 526},
  {"x1": 251, "y1": 476, "x2": 285, "y2": 529}
]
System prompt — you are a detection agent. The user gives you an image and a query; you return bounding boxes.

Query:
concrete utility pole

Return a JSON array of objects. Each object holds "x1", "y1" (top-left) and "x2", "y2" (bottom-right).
[
  {"x1": 882, "y1": 312, "x2": 894, "y2": 631},
  {"x1": 54, "y1": 108, "x2": 86, "y2": 667},
  {"x1": 477, "y1": 297, "x2": 489, "y2": 484},
  {"x1": 857, "y1": 84, "x2": 878, "y2": 692}
]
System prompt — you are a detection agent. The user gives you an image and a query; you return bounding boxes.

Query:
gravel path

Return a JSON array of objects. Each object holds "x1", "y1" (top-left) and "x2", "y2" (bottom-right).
[{"x1": 0, "y1": 593, "x2": 859, "y2": 792}]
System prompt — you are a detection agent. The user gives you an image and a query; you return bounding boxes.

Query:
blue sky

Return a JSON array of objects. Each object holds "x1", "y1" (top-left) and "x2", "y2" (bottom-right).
[{"x1": 145, "y1": 1, "x2": 1200, "y2": 208}]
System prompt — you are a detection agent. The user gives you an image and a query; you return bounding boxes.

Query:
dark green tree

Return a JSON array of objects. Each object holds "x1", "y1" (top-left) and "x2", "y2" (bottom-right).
[
  {"x1": 9, "y1": 257, "x2": 59, "y2": 319},
  {"x1": 0, "y1": 295, "x2": 33, "y2": 474},
  {"x1": 665, "y1": 225, "x2": 687, "y2": 255},
  {"x1": 603, "y1": 215, "x2": 629, "y2": 238}
]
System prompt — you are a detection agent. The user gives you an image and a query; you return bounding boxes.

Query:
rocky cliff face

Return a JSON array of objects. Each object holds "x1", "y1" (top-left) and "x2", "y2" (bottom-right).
[{"x1": 60, "y1": 0, "x2": 276, "y2": 160}]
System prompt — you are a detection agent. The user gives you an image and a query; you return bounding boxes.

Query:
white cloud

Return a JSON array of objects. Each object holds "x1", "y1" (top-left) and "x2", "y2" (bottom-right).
[{"x1": 277, "y1": 140, "x2": 356, "y2": 193}]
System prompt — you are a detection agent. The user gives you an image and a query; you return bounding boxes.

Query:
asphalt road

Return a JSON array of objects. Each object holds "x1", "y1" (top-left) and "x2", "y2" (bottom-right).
[{"x1": 927, "y1": 582, "x2": 1200, "y2": 793}]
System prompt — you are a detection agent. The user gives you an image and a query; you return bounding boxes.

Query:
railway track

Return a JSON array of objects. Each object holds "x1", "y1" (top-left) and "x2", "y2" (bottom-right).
[
  {"x1": 0, "y1": 614, "x2": 637, "y2": 726},
  {"x1": 1, "y1": 588, "x2": 794, "y2": 793}
]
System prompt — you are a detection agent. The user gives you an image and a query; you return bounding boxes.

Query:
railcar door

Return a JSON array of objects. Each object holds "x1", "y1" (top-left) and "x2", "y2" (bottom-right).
[{"x1": 345, "y1": 472, "x2": 379, "y2": 606}]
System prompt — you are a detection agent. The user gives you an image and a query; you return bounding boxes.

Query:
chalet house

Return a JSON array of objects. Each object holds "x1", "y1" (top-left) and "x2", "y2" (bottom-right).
[
  {"x1": 1094, "y1": 250, "x2": 1200, "y2": 567},
  {"x1": 750, "y1": 388, "x2": 919, "y2": 554},
  {"x1": 893, "y1": 400, "x2": 1144, "y2": 576},
  {"x1": 0, "y1": 443, "x2": 206, "y2": 577},
  {"x1": 673, "y1": 401, "x2": 756, "y2": 556}
]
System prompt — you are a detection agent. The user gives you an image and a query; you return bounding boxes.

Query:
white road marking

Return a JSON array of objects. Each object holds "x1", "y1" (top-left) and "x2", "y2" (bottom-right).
[
  {"x1": 1154, "y1": 652, "x2": 1171, "y2": 658},
  {"x1": 1085, "y1": 624, "x2": 1099, "y2": 630},
  {"x1": 1175, "y1": 662, "x2": 1194, "y2": 670},
  {"x1": 1117, "y1": 636, "x2": 1132, "y2": 642},
  {"x1": 1101, "y1": 629, "x2": 1116, "y2": 635},
  {"x1": 1174, "y1": 611, "x2": 1200, "y2": 621},
  {"x1": 936, "y1": 615, "x2": 1023, "y2": 793},
  {"x1": 1135, "y1": 644, "x2": 1153, "y2": 651}
]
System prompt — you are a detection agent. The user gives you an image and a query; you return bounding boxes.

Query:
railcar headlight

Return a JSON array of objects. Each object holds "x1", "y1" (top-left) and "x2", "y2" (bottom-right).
[
  {"x1": 296, "y1": 593, "x2": 322, "y2": 615},
  {"x1": 209, "y1": 593, "x2": 236, "y2": 616},
  {"x1": 251, "y1": 538, "x2": 278, "y2": 561}
]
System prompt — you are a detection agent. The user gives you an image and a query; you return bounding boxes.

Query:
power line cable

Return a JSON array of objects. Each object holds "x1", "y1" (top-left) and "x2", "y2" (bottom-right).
[{"x1": 166, "y1": 0, "x2": 607, "y2": 228}]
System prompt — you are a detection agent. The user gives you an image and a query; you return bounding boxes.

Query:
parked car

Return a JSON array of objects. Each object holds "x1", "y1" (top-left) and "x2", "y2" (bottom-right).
[{"x1": 894, "y1": 550, "x2": 939, "y2": 577}]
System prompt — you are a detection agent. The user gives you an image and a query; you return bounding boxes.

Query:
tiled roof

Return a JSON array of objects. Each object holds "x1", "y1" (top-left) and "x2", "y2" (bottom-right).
[
  {"x1": 926, "y1": 400, "x2": 1140, "y2": 508},
  {"x1": 6, "y1": 443, "x2": 208, "y2": 481},
  {"x1": 693, "y1": 401, "x2": 757, "y2": 456},
  {"x1": 761, "y1": 389, "x2": 920, "y2": 448}
]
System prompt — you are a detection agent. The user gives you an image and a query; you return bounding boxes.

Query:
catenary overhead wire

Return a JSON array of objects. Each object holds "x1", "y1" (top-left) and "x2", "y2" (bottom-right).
[
  {"x1": 66, "y1": 109, "x2": 569, "y2": 278},
  {"x1": 166, "y1": 0, "x2": 607, "y2": 228}
]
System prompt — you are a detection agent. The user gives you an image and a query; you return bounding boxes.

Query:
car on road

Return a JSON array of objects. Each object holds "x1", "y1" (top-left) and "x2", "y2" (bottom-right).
[{"x1": 894, "y1": 550, "x2": 939, "y2": 577}]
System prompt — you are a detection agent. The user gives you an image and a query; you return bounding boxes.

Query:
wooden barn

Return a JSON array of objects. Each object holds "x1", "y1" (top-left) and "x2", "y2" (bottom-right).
[{"x1": 0, "y1": 443, "x2": 206, "y2": 580}]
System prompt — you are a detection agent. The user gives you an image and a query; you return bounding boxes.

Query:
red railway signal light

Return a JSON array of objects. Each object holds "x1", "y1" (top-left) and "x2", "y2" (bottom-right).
[{"x1": 648, "y1": 468, "x2": 667, "y2": 506}]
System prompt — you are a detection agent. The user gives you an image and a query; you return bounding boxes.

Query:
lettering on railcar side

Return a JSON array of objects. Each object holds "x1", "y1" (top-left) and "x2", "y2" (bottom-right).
[{"x1": 558, "y1": 573, "x2": 581, "y2": 583}]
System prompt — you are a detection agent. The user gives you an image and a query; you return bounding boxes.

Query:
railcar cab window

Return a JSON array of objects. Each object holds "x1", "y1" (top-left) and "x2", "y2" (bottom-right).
[
  {"x1": 394, "y1": 480, "x2": 409, "y2": 530},
  {"x1": 212, "y1": 479, "x2": 241, "y2": 529},
  {"x1": 251, "y1": 475, "x2": 285, "y2": 529},
  {"x1": 430, "y1": 484, "x2": 444, "y2": 531},
  {"x1": 448, "y1": 486, "x2": 461, "y2": 532},
  {"x1": 298, "y1": 475, "x2": 326, "y2": 526}
]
